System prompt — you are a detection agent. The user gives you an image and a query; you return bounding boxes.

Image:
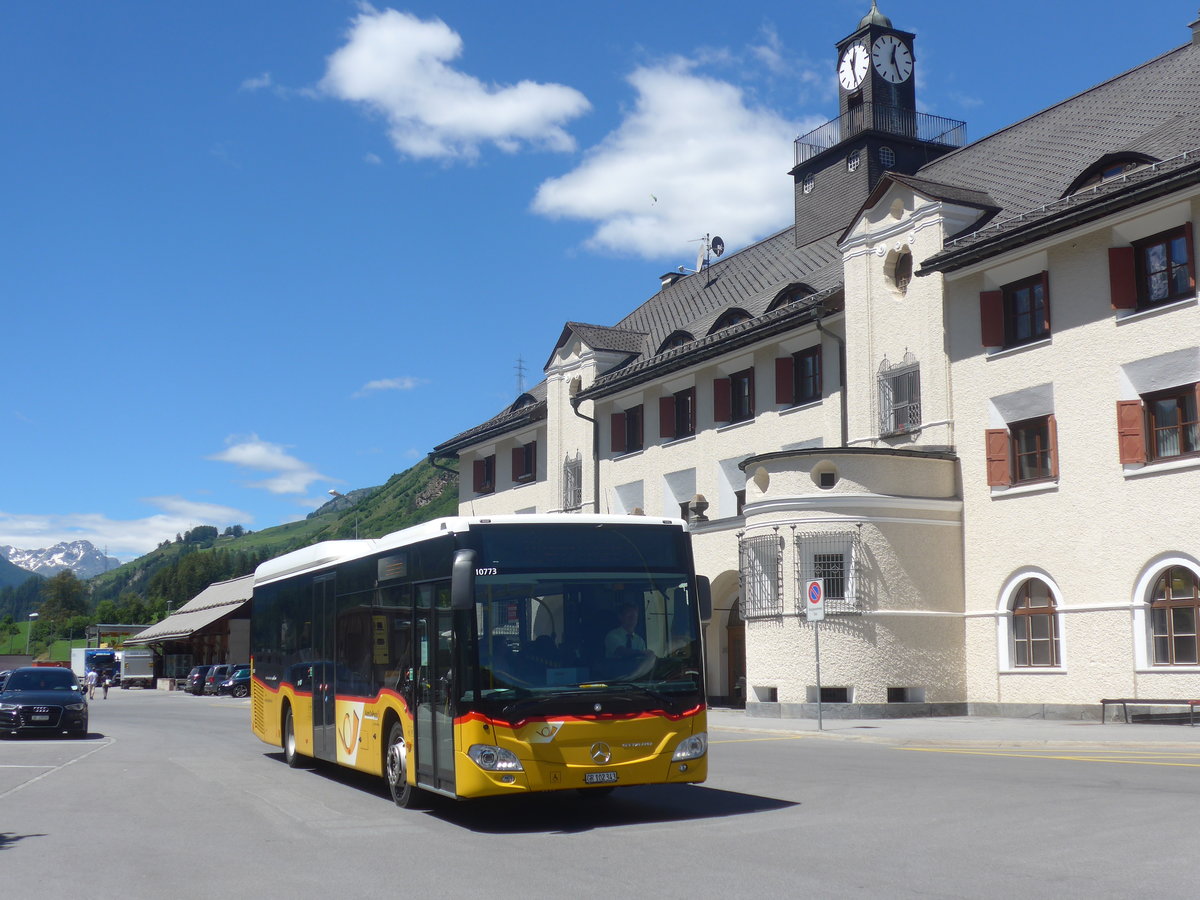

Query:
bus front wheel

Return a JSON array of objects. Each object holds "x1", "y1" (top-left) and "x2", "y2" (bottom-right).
[{"x1": 384, "y1": 721, "x2": 421, "y2": 808}]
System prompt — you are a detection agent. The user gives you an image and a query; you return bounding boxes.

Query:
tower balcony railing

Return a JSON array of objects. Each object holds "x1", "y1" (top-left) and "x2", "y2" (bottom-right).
[{"x1": 794, "y1": 104, "x2": 967, "y2": 167}]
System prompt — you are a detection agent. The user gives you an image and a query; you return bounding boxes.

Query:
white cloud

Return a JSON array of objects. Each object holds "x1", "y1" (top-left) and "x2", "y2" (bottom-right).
[
  {"x1": 240, "y1": 72, "x2": 273, "y2": 92},
  {"x1": 208, "y1": 435, "x2": 331, "y2": 496},
  {"x1": 0, "y1": 497, "x2": 253, "y2": 561},
  {"x1": 353, "y1": 376, "x2": 425, "y2": 398},
  {"x1": 532, "y1": 60, "x2": 822, "y2": 260},
  {"x1": 320, "y1": 7, "x2": 590, "y2": 161}
]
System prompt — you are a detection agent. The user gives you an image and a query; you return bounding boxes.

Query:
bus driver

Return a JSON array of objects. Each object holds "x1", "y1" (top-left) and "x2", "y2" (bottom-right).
[{"x1": 605, "y1": 601, "x2": 648, "y2": 659}]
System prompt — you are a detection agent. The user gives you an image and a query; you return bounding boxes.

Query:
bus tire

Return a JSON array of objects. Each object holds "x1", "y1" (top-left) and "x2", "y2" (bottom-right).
[
  {"x1": 384, "y1": 720, "x2": 420, "y2": 808},
  {"x1": 282, "y1": 706, "x2": 306, "y2": 769}
]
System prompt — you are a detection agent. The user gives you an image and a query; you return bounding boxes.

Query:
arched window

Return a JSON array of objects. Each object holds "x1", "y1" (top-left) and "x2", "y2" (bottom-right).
[
  {"x1": 710, "y1": 309, "x2": 752, "y2": 334},
  {"x1": 656, "y1": 331, "x2": 693, "y2": 354},
  {"x1": 1011, "y1": 578, "x2": 1059, "y2": 667},
  {"x1": 1063, "y1": 152, "x2": 1155, "y2": 196},
  {"x1": 1149, "y1": 566, "x2": 1200, "y2": 665}
]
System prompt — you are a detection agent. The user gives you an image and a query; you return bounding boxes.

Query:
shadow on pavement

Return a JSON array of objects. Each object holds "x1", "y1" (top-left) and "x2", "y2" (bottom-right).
[{"x1": 264, "y1": 750, "x2": 794, "y2": 833}]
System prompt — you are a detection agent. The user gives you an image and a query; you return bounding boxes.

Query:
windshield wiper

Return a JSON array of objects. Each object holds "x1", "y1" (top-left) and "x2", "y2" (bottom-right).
[{"x1": 589, "y1": 681, "x2": 681, "y2": 712}]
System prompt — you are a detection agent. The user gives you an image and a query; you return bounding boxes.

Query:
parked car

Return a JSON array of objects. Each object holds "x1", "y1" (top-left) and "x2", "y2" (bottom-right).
[
  {"x1": 185, "y1": 665, "x2": 213, "y2": 696},
  {"x1": 0, "y1": 665, "x2": 88, "y2": 738},
  {"x1": 0, "y1": 670, "x2": 11, "y2": 692},
  {"x1": 203, "y1": 664, "x2": 234, "y2": 695},
  {"x1": 218, "y1": 665, "x2": 251, "y2": 698}
]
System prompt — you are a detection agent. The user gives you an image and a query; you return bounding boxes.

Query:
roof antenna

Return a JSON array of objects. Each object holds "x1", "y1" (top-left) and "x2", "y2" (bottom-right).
[
  {"x1": 678, "y1": 233, "x2": 725, "y2": 273},
  {"x1": 515, "y1": 356, "x2": 527, "y2": 394}
]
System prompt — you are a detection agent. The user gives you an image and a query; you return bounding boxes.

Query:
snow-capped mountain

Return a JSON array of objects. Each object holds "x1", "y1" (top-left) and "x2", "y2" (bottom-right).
[{"x1": 0, "y1": 541, "x2": 121, "y2": 579}]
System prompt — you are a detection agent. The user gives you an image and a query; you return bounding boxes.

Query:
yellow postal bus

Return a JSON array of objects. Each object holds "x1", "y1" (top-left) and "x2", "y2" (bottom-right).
[{"x1": 250, "y1": 515, "x2": 710, "y2": 807}]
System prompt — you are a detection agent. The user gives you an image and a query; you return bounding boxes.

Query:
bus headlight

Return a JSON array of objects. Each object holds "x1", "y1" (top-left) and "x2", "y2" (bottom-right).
[
  {"x1": 671, "y1": 733, "x2": 708, "y2": 761},
  {"x1": 468, "y1": 744, "x2": 524, "y2": 772}
]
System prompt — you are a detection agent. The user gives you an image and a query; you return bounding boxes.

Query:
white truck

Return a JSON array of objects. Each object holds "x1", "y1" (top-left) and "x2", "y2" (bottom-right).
[{"x1": 119, "y1": 647, "x2": 156, "y2": 689}]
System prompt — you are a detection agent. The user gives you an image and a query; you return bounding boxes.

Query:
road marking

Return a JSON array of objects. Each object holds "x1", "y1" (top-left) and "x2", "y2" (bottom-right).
[
  {"x1": 710, "y1": 735, "x2": 816, "y2": 744},
  {"x1": 0, "y1": 738, "x2": 115, "y2": 799},
  {"x1": 901, "y1": 747, "x2": 1200, "y2": 767}
]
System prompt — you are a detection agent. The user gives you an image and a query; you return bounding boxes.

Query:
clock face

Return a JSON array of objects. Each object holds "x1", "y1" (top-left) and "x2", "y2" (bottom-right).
[
  {"x1": 871, "y1": 34, "x2": 913, "y2": 84},
  {"x1": 838, "y1": 43, "x2": 869, "y2": 91}
]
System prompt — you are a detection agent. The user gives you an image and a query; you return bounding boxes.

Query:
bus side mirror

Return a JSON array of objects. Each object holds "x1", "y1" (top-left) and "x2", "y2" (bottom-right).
[
  {"x1": 696, "y1": 576, "x2": 712, "y2": 622},
  {"x1": 451, "y1": 549, "x2": 477, "y2": 610}
]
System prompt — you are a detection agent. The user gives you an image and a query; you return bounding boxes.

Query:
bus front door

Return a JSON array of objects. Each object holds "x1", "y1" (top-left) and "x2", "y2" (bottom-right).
[
  {"x1": 415, "y1": 582, "x2": 456, "y2": 794},
  {"x1": 311, "y1": 575, "x2": 336, "y2": 762}
]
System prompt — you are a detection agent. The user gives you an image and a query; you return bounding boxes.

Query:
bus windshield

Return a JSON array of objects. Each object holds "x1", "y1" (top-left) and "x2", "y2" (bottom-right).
[{"x1": 468, "y1": 570, "x2": 703, "y2": 714}]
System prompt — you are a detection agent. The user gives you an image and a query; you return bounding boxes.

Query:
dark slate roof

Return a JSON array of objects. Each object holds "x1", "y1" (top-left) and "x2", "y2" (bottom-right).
[
  {"x1": 918, "y1": 39, "x2": 1200, "y2": 270},
  {"x1": 432, "y1": 381, "x2": 548, "y2": 454},
  {"x1": 434, "y1": 224, "x2": 846, "y2": 452}
]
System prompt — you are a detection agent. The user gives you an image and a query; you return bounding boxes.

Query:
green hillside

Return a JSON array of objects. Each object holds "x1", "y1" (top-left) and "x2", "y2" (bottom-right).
[{"x1": 84, "y1": 458, "x2": 457, "y2": 609}]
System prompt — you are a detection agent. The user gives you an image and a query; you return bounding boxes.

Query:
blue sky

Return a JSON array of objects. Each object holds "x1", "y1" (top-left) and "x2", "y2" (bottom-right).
[{"x1": 1, "y1": 1, "x2": 1191, "y2": 560}]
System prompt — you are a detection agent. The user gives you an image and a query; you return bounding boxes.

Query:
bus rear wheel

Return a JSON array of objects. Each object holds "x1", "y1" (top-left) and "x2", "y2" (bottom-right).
[
  {"x1": 283, "y1": 706, "x2": 306, "y2": 768},
  {"x1": 384, "y1": 721, "x2": 421, "y2": 808}
]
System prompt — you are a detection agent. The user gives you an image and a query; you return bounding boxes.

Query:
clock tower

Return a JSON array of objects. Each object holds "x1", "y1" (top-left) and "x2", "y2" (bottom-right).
[{"x1": 790, "y1": 2, "x2": 964, "y2": 247}]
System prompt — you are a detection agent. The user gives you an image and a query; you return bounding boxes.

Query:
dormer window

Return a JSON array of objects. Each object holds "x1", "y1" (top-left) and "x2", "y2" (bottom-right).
[
  {"x1": 710, "y1": 309, "x2": 752, "y2": 334},
  {"x1": 1065, "y1": 152, "x2": 1155, "y2": 196},
  {"x1": 657, "y1": 331, "x2": 693, "y2": 354}
]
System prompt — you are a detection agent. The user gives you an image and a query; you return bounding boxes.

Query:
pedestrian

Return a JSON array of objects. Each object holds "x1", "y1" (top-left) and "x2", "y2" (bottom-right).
[
  {"x1": 85, "y1": 668, "x2": 98, "y2": 700},
  {"x1": 102, "y1": 675, "x2": 110, "y2": 699}
]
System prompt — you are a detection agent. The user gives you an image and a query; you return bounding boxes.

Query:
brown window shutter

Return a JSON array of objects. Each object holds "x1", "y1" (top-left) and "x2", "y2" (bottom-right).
[
  {"x1": 713, "y1": 377, "x2": 731, "y2": 423},
  {"x1": 1108, "y1": 246, "x2": 1137, "y2": 309},
  {"x1": 511, "y1": 447, "x2": 522, "y2": 481},
  {"x1": 775, "y1": 357, "x2": 795, "y2": 405},
  {"x1": 473, "y1": 459, "x2": 486, "y2": 493},
  {"x1": 979, "y1": 291, "x2": 1004, "y2": 346},
  {"x1": 985, "y1": 428, "x2": 1011, "y2": 486},
  {"x1": 659, "y1": 395, "x2": 676, "y2": 439},
  {"x1": 1116, "y1": 400, "x2": 1146, "y2": 464},
  {"x1": 1039, "y1": 271, "x2": 1052, "y2": 333},
  {"x1": 1185, "y1": 221, "x2": 1196, "y2": 292},
  {"x1": 610, "y1": 411, "x2": 627, "y2": 454},
  {"x1": 1047, "y1": 413, "x2": 1059, "y2": 479}
]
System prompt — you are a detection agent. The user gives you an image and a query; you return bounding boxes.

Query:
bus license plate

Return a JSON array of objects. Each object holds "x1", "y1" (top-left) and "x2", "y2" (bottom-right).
[
  {"x1": 585, "y1": 772, "x2": 618, "y2": 784},
  {"x1": 31, "y1": 715, "x2": 50, "y2": 722}
]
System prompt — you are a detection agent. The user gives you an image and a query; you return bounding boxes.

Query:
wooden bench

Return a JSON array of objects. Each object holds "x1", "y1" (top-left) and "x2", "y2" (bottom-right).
[{"x1": 1101, "y1": 698, "x2": 1200, "y2": 725}]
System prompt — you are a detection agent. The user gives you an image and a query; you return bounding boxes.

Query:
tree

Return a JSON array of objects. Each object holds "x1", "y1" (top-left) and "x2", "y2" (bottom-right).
[
  {"x1": 38, "y1": 571, "x2": 88, "y2": 623},
  {"x1": 0, "y1": 614, "x2": 18, "y2": 653}
]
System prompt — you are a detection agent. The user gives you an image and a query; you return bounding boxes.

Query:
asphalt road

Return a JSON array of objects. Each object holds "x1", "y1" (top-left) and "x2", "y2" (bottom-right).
[{"x1": 3, "y1": 688, "x2": 1198, "y2": 899}]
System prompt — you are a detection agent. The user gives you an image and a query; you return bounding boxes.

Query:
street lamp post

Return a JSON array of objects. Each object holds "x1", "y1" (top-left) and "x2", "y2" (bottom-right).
[{"x1": 25, "y1": 612, "x2": 38, "y2": 657}]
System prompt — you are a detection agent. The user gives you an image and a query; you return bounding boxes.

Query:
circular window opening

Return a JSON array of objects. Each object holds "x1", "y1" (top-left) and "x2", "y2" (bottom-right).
[
  {"x1": 879, "y1": 145, "x2": 896, "y2": 168},
  {"x1": 802, "y1": 173, "x2": 815, "y2": 195},
  {"x1": 885, "y1": 247, "x2": 913, "y2": 296},
  {"x1": 811, "y1": 462, "x2": 839, "y2": 490},
  {"x1": 847, "y1": 150, "x2": 861, "y2": 173}
]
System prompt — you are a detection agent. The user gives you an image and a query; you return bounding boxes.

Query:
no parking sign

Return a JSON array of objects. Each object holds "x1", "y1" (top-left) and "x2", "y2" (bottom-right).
[{"x1": 805, "y1": 579, "x2": 825, "y2": 622}]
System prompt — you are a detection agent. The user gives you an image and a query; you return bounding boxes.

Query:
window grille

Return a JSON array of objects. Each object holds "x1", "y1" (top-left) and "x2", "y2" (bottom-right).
[
  {"x1": 562, "y1": 452, "x2": 582, "y2": 512},
  {"x1": 738, "y1": 531, "x2": 784, "y2": 618},
  {"x1": 794, "y1": 531, "x2": 861, "y2": 615},
  {"x1": 878, "y1": 353, "x2": 921, "y2": 435}
]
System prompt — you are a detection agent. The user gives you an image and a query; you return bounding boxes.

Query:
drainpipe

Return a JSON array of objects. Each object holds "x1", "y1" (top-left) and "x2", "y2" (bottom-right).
[
  {"x1": 426, "y1": 452, "x2": 459, "y2": 478},
  {"x1": 815, "y1": 317, "x2": 849, "y2": 447},
  {"x1": 569, "y1": 393, "x2": 601, "y2": 513}
]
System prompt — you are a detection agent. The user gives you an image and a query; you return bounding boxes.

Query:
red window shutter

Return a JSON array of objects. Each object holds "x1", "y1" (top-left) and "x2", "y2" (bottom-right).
[
  {"x1": 1108, "y1": 247, "x2": 1137, "y2": 310},
  {"x1": 1185, "y1": 221, "x2": 1196, "y2": 292},
  {"x1": 985, "y1": 428, "x2": 1011, "y2": 486},
  {"x1": 1116, "y1": 400, "x2": 1146, "y2": 464},
  {"x1": 659, "y1": 395, "x2": 676, "y2": 439},
  {"x1": 610, "y1": 411, "x2": 627, "y2": 454},
  {"x1": 1047, "y1": 413, "x2": 1059, "y2": 479},
  {"x1": 713, "y1": 377, "x2": 731, "y2": 423},
  {"x1": 1039, "y1": 271, "x2": 1052, "y2": 333},
  {"x1": 473, "y1": 459, "x2": 486, "y2": 493},
  {"x1": 980, "y1": 290, "x2": 1004, "y2": 346},
  {"x1": 775, "y1": 357, "x2": 795, "y2": 405}
]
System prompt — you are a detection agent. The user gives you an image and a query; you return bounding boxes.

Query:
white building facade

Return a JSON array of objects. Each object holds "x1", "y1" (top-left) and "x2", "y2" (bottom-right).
[{"x1": 433, "y1": 6, "x2": 1200, "y2": 719}]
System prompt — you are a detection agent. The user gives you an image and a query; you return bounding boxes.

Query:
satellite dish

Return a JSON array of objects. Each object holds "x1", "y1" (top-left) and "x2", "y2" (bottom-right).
[
  {"x1": 695, "y1": 244, "x2": 706, "y2": 272},
  {"x1": 711, "y1": 235, "x2": 725, "y2": 257}
]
